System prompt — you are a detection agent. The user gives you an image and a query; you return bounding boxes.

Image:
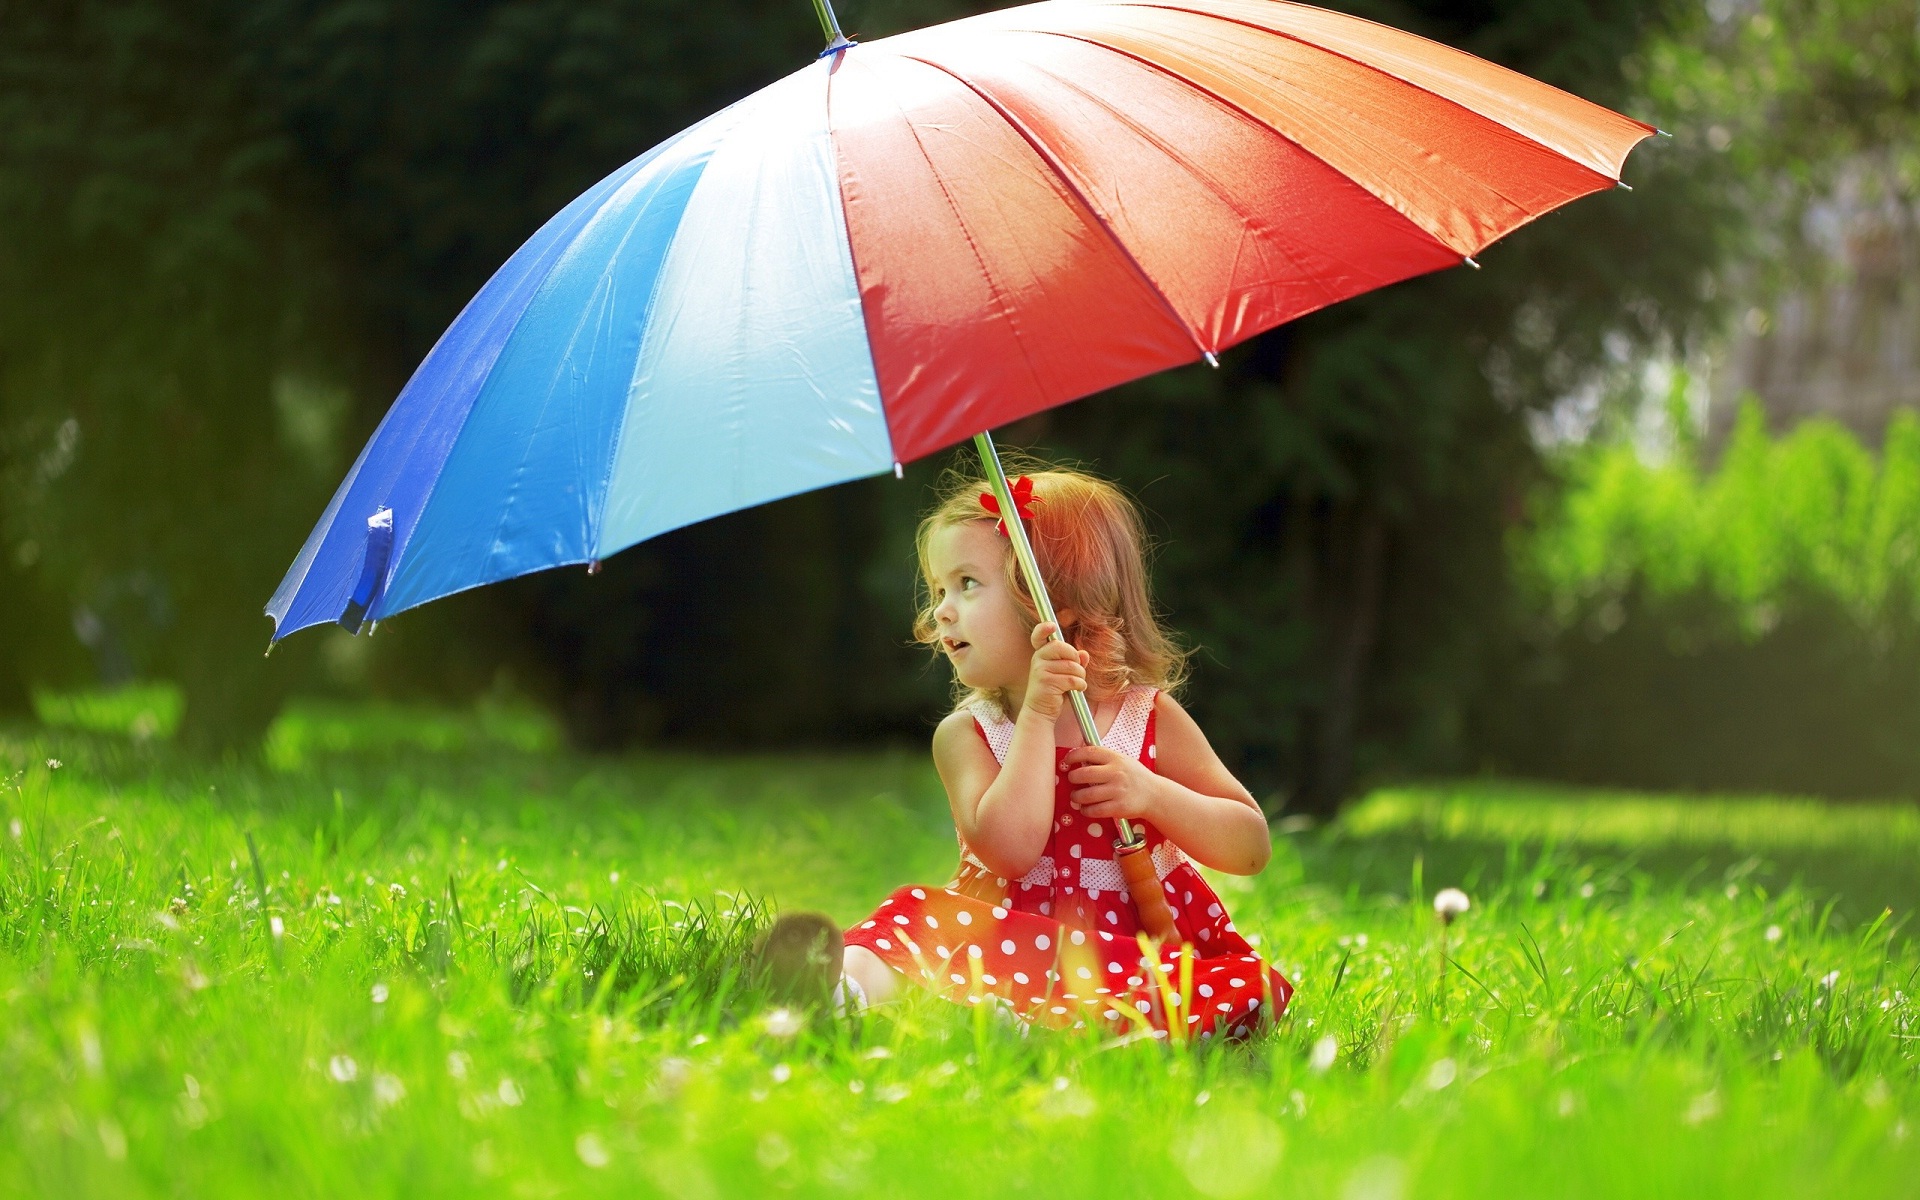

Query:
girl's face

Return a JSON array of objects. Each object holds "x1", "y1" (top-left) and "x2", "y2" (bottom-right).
[{"x1": 926, "y1": 520, "x2": 1034, "y2": 695}]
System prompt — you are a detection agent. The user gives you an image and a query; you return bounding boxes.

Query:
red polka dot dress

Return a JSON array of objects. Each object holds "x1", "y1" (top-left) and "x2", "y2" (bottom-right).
[{"x1": 844, "y1": 687, "x2": 1292, "y2": 1039}]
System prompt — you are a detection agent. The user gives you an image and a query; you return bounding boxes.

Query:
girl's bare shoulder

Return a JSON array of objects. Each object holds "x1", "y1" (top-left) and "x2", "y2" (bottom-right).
[
  {"x1": 1150, "y1": 689, "x2": 1200, "y2": 732},
  {"x1": 1151, "y1": 691, "x2": 1257, "y2": 805},
  {"x1": 932, "y1": 708, "x2": 992, "y2": 760}
]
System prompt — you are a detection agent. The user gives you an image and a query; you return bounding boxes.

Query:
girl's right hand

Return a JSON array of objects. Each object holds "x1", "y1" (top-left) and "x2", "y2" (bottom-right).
[{"x1": 1023, "y1": 622, "x2": 1089, "y2": 720}]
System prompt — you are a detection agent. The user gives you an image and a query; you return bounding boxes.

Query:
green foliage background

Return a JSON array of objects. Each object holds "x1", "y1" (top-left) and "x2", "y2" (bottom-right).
[
  {"x1": 6, "y1": 0, "x2": 1918, "y2": 806},
  {"x1": 1491, "y1": 400, "x2": 1920, "y2": 797}
]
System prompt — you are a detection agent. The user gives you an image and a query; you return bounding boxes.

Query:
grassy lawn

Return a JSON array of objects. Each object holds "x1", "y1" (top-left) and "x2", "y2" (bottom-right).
[{"x1": 2, "y1": 697, "x2": 1915, "y2": 1198}]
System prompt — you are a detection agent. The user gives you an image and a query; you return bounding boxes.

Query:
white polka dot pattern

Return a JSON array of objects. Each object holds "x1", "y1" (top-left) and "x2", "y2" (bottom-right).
[
  {"x1": 1078, "y1": 858, "x2": 1126, "y2": 895},
  {"x1": 1016, "y1": 855, "x2": 1055, "y2": 888},
  {"x1": 1100, "y1": 687, "x2": 1156, "y2": 761},
  {"x1": 841, "y1": 683, "x2": 1292, "y2": 1039},
  {"x1": 1151, "y1": 840, "x2": 1191, "y2": 881},
  {"x1": 966, "y1": 686, "x2": 1156, "y2": 765}
]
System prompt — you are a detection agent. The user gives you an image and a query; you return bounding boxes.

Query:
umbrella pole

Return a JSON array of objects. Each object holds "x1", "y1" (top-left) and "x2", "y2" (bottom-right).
[
  {"x1": 973, "y1": 432, "x2": 1180, "y2": 944},
  {"x1": 810, "y1": 0, "x2": 854, "y2": 53}
]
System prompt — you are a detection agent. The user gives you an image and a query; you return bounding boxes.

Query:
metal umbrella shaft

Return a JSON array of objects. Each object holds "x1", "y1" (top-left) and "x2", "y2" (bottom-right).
[
  {"x1": 972, "y1": 435, "x2": 1115, "y2": 818},
  {"x1": 973, "y1": 432, "x2": 1178, "y2": 943}
]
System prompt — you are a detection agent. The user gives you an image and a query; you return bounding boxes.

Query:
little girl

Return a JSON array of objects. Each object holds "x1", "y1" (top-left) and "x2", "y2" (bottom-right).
[{"x1": 834, "y1": 465, "x2": 1292, "y2": 1039}]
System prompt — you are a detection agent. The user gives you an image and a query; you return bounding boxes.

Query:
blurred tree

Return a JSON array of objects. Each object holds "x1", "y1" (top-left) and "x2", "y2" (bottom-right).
[
  {"x1": 0, "y1": 0, "x2": 338, "y2": 745},
  {"x1": 1496, "y1": 402, "x2": 1920, "y2": 796},
  {"x1": 1472, "y1": 0, "x2": 1920, "y2": 799}
]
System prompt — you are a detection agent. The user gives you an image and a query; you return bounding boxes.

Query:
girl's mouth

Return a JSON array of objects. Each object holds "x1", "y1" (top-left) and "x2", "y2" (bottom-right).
[{"x1": 945, "y1": 639, "x2": 970, "y2": 655}]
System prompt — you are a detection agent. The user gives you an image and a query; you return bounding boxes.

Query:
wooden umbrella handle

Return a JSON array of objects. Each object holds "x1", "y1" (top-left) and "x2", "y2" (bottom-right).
[{"x1": 1117, "y1": 839, "x2": 1179, "y2": 943}]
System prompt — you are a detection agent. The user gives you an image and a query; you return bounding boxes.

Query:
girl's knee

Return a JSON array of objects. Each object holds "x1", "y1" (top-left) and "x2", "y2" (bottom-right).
[{"x1": 843, "y1": 944, "x2": 900, "y2": 1005}]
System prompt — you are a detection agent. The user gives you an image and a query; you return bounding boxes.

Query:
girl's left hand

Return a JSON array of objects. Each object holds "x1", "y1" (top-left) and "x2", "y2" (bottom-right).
[{"x1": 1063, "y1": 747, "x2": 1162, "y2": 821}]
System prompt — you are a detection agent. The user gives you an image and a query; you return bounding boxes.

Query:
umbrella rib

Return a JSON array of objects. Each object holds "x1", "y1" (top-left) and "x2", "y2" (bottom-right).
[
  {"x1": 900, "y1": 53, "x2": 1216, "y2": 364},
  {"x1": 1020, "y1": 24, "x2": 1569, "y2": 253},
  {"x1": 828, "y1": 56, "x2": 1054, "y2": 449},
  {"x1": 1008, "y1": 30, "x2": 1381, "y2": 314},
  {"x1": 1103, "y1": 1, "x2": 1643, "y2": 184}
]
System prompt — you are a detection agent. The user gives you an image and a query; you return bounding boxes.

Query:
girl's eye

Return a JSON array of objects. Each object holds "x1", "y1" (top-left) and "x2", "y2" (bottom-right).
[{"x1": 961, "y1": 576, "x2": 978, "y2": 590}]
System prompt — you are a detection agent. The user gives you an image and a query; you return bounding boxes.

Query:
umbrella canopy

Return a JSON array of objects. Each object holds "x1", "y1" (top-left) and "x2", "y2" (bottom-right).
[{"x1": 267, "y1": 0, "x2": 1655, "y2": 641}]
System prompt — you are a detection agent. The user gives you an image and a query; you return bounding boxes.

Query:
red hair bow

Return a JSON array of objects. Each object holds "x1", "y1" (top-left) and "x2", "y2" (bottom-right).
[{"x1": 978, "y1": 476, "x2": 1038, "y2": 537}]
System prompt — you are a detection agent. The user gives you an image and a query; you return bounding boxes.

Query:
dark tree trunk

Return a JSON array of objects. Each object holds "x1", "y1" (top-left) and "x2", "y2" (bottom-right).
[
  {"x1": 1316, "y1": 503, "x2": 1387, "y2": 809},
  {"x1": 1288, "y1": 499, "x2": 1388, "y2": 818}
]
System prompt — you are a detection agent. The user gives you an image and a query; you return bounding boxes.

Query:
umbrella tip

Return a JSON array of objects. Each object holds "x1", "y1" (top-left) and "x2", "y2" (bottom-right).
[
  {"x1": 1463, "y1": 256, "x2": 1481, "y2": 270},
  {"x1": 1615, "y1": 179, "x2": 1633, "y2": 191},
  {"x1": 1657, "y1": 128, "x2": 1672, "y2": 137},
  {"x1": 1203, "y1": 351, "x2": 1220, "y2": 369},
  {"x1": 893, "y1": 461, "x2": 904, "y2": 479},
  {"x1": 587, "y1": 559, "x2": 602, "y2": 575}
]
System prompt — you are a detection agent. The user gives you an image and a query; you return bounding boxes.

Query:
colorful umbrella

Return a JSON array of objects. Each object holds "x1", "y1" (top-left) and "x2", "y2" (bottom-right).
[
  {"x1": 265, "y1": 0, "x2": 1655, "y2": 932},
  {"x1": 266, "y1": 0, "x2": 1654, "y2": 643}
]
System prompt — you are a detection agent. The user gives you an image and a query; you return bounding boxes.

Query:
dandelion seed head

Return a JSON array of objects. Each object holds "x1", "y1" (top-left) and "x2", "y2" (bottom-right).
[{"x1": 1433, "y1": 888, "x2": 1471, "y2": 924}]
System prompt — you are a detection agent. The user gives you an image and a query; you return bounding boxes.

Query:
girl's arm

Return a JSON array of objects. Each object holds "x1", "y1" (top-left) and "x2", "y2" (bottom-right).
[
  {"x1": 1063, "y1": 693, "x2": 1271, "y2": 875},
  {"x1": 933, "y1": 624, "x2": 1087, "y2": 878}
]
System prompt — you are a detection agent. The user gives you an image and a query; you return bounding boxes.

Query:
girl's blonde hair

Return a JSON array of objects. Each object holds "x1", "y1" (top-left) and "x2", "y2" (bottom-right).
[{"x1": 912, "y1": 459, "x2": 1189, "y2": 714}]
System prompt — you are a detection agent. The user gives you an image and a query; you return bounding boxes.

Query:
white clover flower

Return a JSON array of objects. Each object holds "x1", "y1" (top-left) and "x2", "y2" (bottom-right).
[
  {"x1": 1820, "y1": 970, "x2": 1841, "y2": 989},
  {"x1": 575, "y1": 1133, "x2": 610, "y2": 1168},
  {"x1": 1765, "y1": 925, "x2": 1783, "y2": 943},
  {"x1": 1310, "y1": 1035, "x2": 1338, "y2": 1072},
  {"x1": 370, "y1": 982, "x2": 389, "y2": 1004},
  {"x1": 373, "y1": 1072, "x2": 406, "y2": 1108},
  {"x1": 1433, "y1": 888, "x2": 1471, "y2": 925},
  {"x1": 328, "y1": 1055, "x2": 358, "y2": 1083}
]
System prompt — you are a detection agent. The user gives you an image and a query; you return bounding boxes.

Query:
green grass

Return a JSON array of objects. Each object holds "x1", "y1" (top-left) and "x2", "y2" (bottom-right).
[{"x1": 1, "y1": 704, "x2": 1915, "y2": 1198}]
